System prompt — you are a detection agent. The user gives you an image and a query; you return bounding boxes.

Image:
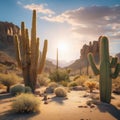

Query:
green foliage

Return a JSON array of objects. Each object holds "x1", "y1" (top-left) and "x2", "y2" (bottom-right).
[
  {"x1": 25, "y1": 86, "x2": 32, "y2": 93},
  {"x1": 0, "y1": 73, "x2": 20, "y2": 92},
  {"x1": 10, "y1": 84, "x2": 25, "y2": 96},
  {"x1": 12, "y1": 93, "x2": 40, "y2": 113},
  {"x1": 10, "y1": 85, "x2": 32, "y2": 96},
  {"x1": 60, "y1": 81, "x2": 68, "y2": 87},
  {"x1": 68, "y1": 81, "x2": 78, "y2": 87},
  {"x1": 54, "y1": 87, "x2": 67, "y2": 97},
  {"x1": 49, "y1": 69, "x2": 70, "y2": 82}
]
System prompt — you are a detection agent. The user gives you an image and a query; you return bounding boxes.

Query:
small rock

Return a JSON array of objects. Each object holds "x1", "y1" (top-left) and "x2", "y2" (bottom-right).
[
  {"x1": 90, "y1": 104, "x2": 95, "y2": 108},
  {"x1": 44, "y1": 101, "x2": 48, "y2": 104}
]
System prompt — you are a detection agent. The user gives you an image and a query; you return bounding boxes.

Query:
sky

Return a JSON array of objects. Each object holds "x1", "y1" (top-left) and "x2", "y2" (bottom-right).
[{"x1": 0, "y1": 0, "x2": 120, "y2": 62}]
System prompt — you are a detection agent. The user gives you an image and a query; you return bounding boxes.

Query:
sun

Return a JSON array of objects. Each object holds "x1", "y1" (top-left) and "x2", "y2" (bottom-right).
[{"x1": 58, "y1": 42, "x2": 68, "y2": 52}]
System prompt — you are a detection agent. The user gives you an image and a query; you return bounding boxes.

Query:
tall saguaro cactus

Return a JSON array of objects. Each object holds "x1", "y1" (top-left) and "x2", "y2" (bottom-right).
[
  {"x1": 88, "y1": 36, "x2": 120, "y2": 103},
  {"x1": 14, "y1": 10, "x2": 48, "y2": 92}
]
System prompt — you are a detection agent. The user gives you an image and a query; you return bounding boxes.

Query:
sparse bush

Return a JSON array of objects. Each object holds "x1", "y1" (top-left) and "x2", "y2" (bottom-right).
[
  {"x1": 10, "y1": 84, "x2": 25, "y2": 96},
  {"x1": 75, "y1": 75, "x2": 87, "y2": 86},
  {"x1": 37, "y1": 74, "x2": 50, "y2": 86},
  {"x1": 54, "y1": 87, "x2": 67, "y2": 97},
  {"x1": 49, "y1": 69, "x2": 70, "y2": 82},
  {"x1": 73, "y1": 75, "x2": 80, "y2": 81},
  {"x1": 45, "y1": 82, "x2": 59, "y2": 93},
  {"x1": 84, "y1": 81, "x2": 97, "y2": 93},
  {"x1": 60, "y1": 81, "x2": 68, "y2": 87},
  {"x1": 68, "y1": 81, "x2": 78, "y2": 87},
  {"x1": 12, "y1": 93, "x2": 40, "y2": 113},
  {"x1": 0, "y1": 73, "x2": 20, "y2": 92}
]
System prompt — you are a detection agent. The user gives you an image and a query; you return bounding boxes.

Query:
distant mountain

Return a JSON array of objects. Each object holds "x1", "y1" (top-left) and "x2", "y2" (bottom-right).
[
  {"x1": 66, "y1": 59, "x2": 80, "y2": 70},
  {"x1": 47, "y1": 58, "x2": 74, "y2": 68}
]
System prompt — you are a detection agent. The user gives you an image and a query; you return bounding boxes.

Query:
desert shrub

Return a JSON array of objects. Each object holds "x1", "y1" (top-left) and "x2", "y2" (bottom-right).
[
  {"x1": 46, "y1": 82, "x2": 59, "y2": 93},
  {"x1": 0, "y1": 73, "x2": 20, "y2": 92},
  {"x1": 68, "y1": 81, "x2": 78, "y2": 87},
  {"x1": 25, "y1": 86, "x2": 32, "y2": 93},
  {"x1": 75, "y1": 75, "x2": 87, "y2": 86},
  {"x1": 60, "y1": 81, "x2": 68, "y2": 87},
  {"x1": 10, "y1": 84, "x2": 25, "y2": 96},
  {"x1": 49, "y1": 69, "x2": 70, "y2": 82},
  {"x1": 84, "y1": 81, "x2": 97, "y2": 93},
  {"x1": 37, "y1": 74, "x2": 50, "y2": 86},
  {"x1": 73, "y1": 75, "x2": 80, "y2": 81},
  {"x1": 54, "y1": 87, "x2": 67, "y2": 97},
  {"x1": 12, "y1": 93, "x2": 40, "y2": 113}
]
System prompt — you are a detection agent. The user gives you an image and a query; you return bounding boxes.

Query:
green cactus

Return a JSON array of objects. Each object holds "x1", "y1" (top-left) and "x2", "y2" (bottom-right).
[
  {"x1": 14, "y1": 10, "x2": 48, "y2": 92},
  {"x1": 88, "y1": 36, "x2": 120, "y2": 103}
]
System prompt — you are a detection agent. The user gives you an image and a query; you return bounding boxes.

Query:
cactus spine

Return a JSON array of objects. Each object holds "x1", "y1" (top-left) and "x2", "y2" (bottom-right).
[
  {"x1": 88, "y1": 36, "x2": 120, "y2": 103},
  {"x1": 14, "y1": 10, "x2": 48, "y2": 92}
]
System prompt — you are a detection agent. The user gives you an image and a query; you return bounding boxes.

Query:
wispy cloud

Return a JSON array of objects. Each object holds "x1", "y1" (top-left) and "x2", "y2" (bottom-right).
[
  {"x1": 24, "y1": 3, "x2": 55, "y2": 15},
  {"x1": 17, "y1": 1, "x2": 23, "y2": 5},
  {"x1": 41, "y1": 5, "x2": 120, "y2": 40}
]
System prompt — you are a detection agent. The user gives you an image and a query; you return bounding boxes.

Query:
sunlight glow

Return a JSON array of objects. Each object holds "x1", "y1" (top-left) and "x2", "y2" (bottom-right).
[{"x1": 58, "y1": 42, "x2": 68, "y2": 52}]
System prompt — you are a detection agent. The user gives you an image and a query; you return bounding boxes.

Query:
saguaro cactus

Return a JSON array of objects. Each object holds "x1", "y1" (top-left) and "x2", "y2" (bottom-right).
[
  {"x1": 14, "y1": 10, "x2": 48, "y2": 92},
  {"x1": 88, "y1": 36, "x2": 120, "y2": 103}
]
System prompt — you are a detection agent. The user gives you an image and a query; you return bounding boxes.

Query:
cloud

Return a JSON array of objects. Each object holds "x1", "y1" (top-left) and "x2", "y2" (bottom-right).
[
  {"x1": 17, "y1": 1, "x2": 23, "y2": 5},
  {"x1": 41, "y1": 5, "x2": 120, "y2": 40},
  {"x1": 24, "y1": 3, "x2": 55, "y2": 15}
]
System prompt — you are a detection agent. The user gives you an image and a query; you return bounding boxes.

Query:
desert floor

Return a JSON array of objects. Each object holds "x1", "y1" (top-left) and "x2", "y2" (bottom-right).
[{"x1": 0, "y1": 89, "x2": 120, "y2": 120}]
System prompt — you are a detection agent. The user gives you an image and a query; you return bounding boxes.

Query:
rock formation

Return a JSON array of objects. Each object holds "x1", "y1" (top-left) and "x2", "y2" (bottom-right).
[
  {"x1": 79, "y1": 38, "x2": 100, "y2": 74},
  {"x1": 0, "y1": 21, "x2": 20, "y2": 56}
]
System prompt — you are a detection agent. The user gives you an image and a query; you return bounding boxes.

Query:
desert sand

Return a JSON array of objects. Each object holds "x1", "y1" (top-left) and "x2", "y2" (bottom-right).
[{"x1": 0, "y1": 89, "x2": 120, "y2": 120}]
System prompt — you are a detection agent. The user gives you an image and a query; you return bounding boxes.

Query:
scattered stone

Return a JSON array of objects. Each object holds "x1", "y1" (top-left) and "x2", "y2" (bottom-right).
[
  {"x1": 90, "y1": 104, "x2": 96, "y2": 108},
  {"x1": 44, "y1": 100, "x2": 48, "y2": 104},
  {"x1": 45, "y1": 87, "x2": 54, "y2": 93},
  {"x1": 80, "y1": 119, "x2": 84, "y2": 120},
  {"x1": 113, "y1": 87, "x2": 120, "y2": 95},
  {"x1": 78, "y1": 105, "x2": 88, "y2": 108},
  {"x1": 43, "y1": 94, "x2": 48, "y2": 101},
  {"x1": 84, "y1": 106, "x2": 88, "y2": 108},
  {"x1": 34, "y1": 90, "x2": 41, "y2": 95}
]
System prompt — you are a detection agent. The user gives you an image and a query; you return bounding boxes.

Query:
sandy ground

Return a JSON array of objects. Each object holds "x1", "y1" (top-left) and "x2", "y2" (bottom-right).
[{"x1": 0, "y1": 89, "x2": 120, "y2": 120}]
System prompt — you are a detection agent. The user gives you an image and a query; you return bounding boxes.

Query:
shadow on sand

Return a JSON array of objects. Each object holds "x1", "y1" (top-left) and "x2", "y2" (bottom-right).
[
  {"x1": 49, "y1": 96, "x2": 68, "y2": 105},
  {"x1": 96, "y1": 102, "x2": 120, "y2": 120},
  {"x1": 0, "y1": 93, "x2": 12, "y2": 100},
  {"x1": 0, "y1": 109, "x2": 40, "y2": 120}
]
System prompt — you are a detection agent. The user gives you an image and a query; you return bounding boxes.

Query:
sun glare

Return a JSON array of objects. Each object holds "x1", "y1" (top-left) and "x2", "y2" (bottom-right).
[{"x1": 58, "y1": 42, "x2": 68, "y2": 52}]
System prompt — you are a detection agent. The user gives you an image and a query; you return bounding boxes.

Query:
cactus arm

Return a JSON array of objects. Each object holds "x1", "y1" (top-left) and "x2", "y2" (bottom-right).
[
  {"x1": 88, "y1": 53, "x2": 99, "y2": 75},
  {"x1": 13, "y1": 35, "x2": 22, "y2": 68},
  {"x1": 31, "y1": 10, "x2": 37, "y2": 69},
  {"x1": 38, "y1": 40, "x2": 48, "y2": 74},
  {"x1": 110, "y1": 57, "x2": 118, "y2": 68},
  {"x1": 111, "y1": 63, "x2": 120, "y2": 79}
]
